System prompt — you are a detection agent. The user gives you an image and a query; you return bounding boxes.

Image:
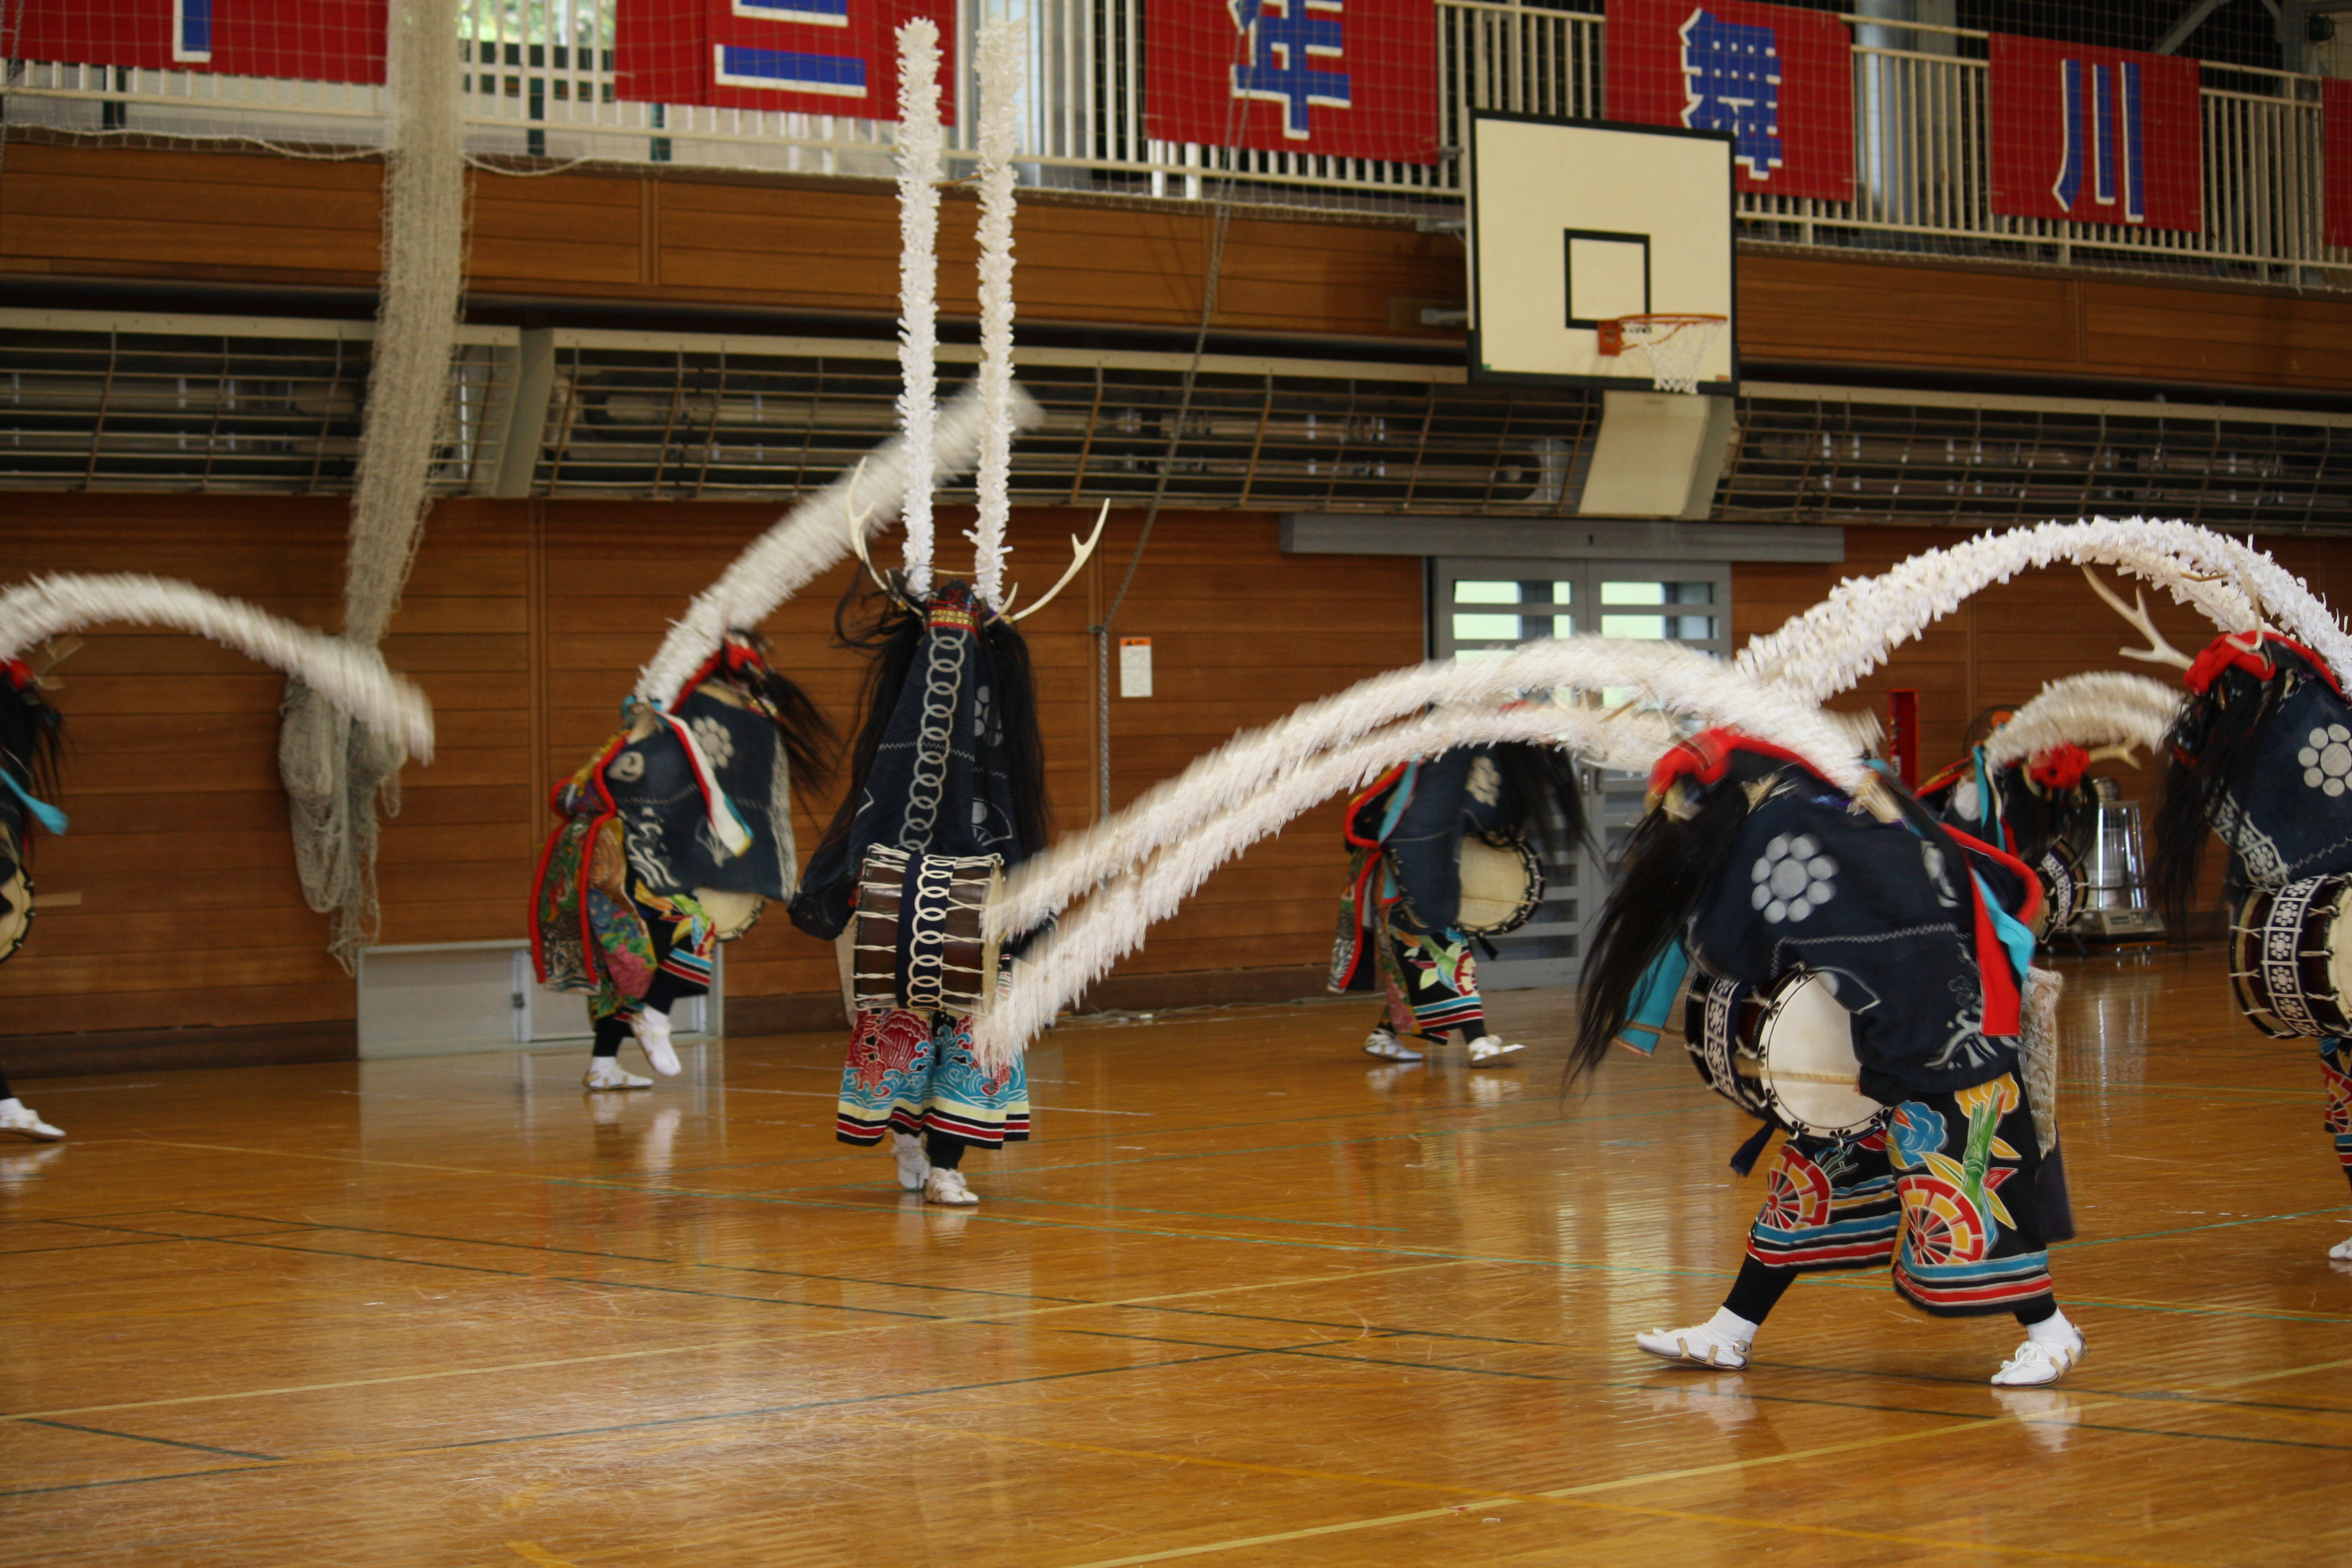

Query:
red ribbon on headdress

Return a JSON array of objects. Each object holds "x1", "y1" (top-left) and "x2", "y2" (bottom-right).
[
  {"x1": 1646, "y1": 727, "x2": 1820, "y2": 798},
  {"x1": 2, "y1": 657, "x2": 30, "y2": 693},
  {"x1": 2184, "y1": 629, "x2": 2344, "y2": 700}
]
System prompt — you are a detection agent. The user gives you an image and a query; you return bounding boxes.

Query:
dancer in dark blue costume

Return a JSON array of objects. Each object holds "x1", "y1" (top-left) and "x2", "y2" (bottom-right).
[
  {"x1": 0, "y1": 655, "x2": 66, "y2": 1141},
  {"x1": 2148, "y1": 629, "x2": 2352, "y2": 1259},
  {"x1": 1331, "y1": 743, "x2": 1582, "y2": 1066},
  {"x1": 1574, "y1": 730, "x2": 2083, "y2": 1386},
  {"x1": 790, "y1": 578, "x2": 1050, "y2": 1207}
]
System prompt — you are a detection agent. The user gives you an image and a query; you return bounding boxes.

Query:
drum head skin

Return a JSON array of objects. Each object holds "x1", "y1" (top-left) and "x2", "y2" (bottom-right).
[
  {"x1": 1457, "y1": 832, "x2": 1544, "y2": 937},
  {"x1": 1754, "y1": 971, "x2": 1883, "y2": 1138}
]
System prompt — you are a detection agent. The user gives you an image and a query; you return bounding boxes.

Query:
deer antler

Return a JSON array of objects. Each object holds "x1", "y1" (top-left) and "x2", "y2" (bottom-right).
[
  {"x1": 1006, "y1": 501, "x2": 1110, "y2": 624},
  {"x1": 2081, "y1": 567, "x2": 2194, "y2": 671},
  {"x1": 2084, "y1": 742, "x2": 2143, "y2": 767},
  {"x1": 842, "y1": 460, "x2": 905, "y2": 604}
]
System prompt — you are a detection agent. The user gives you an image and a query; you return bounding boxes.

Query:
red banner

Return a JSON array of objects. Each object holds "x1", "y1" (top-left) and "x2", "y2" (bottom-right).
[
  {"x1": 1988, "y1": 33, "x2": 2200, "y2": 233},
  {"x1": 615, "y1": 0, "x2": 957, "y2": 121},
  {"x1": 11, "y1": 0, "x2": 385, "y2": 83},
  {"x1": 1605, "y1": 0, "x2": 1852, "y2": 203},
  {"x1": 2327, "y1": 79, "x2": 2352, "y2": 251},
  {"x1": 1145, "y1": 0, "x2": 1438, "y2": 166}
]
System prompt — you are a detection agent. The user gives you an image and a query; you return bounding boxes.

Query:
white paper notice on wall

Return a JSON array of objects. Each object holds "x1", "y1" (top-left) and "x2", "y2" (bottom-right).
[{"x1": 1119, "y1": 636, "x2": 1153, "y2": 698}]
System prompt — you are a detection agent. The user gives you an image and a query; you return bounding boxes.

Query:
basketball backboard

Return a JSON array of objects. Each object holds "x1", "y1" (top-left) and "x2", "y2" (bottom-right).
[{"x1": 1467, "y1": 114, "x2": 1738, "y2": 394}]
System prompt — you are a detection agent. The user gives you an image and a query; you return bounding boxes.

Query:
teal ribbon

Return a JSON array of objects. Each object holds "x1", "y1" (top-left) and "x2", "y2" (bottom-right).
[
  {"x1": 1618, "y1": 942, "x2": 1691, "y2": 1057},
  {"x1": 1972, "y1": 869, "x2": 2036, "y2": 992},
  {"x1": 1971, "y1": 744, "x2": 2002, "y2": 842},
  {"x1": 1, "y1": 770, "x2": 67, "y2": 836}
]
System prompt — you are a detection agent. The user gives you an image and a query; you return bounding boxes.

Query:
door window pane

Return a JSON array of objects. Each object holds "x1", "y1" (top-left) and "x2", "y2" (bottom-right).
[
  {"x1": 1453, "y1": 612, "x2": 1527, "y2": 641},
  {"x1": 1598, "y1": 579, "x2": 1718, "y2": 643}
]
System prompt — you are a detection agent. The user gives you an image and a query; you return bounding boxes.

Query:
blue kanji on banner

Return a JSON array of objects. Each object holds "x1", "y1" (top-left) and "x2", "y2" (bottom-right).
[
  {"x1": 1678, "y1": 8, "x2": 1781, "y2": 179},
  {"x1": 1229, "y1": 0, "x2": 1352, "y2": 140},
  {"x1": 2054, "y1": 57, "x2": 2146, "y2": 222}
]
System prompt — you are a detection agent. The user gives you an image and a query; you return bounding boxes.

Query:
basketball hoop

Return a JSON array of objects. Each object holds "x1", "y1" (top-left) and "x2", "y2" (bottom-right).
[{"x1": 1597, "y1": 313, "x2": 1728, "y2": 395}]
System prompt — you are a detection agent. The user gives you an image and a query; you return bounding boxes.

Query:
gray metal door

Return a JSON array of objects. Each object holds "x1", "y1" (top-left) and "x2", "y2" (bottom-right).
[{"x1": 1431, "y1": 557, "x2": 1730, "y2": 989}]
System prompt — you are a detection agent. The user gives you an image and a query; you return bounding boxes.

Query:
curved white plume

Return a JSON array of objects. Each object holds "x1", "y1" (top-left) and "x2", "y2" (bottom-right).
[
  {"x1": 976, "y1": 701, "x2": 1683, "y2": 1065},
  {"x1": 0, "y1": 573, "x2": 434, "y2": 759},
  {"x1": 1980, "y1": 671, "x2": 2183, "y2": 776},
  {"x1": 1736, "y1": 518, "x2": 2352, "y2": 704},
  {"x1": 636, "y1": 380, "x2": 1039, "y2": 704},
  {"x1": 994, "y1": 635, "x2": 1859, "y2": 943}
]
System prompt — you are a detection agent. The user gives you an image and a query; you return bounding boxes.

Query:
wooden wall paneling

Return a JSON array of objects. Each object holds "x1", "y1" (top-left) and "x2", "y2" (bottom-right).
[
  {"x1": 2081, "y1": 279, "x2": 2352, "y2": 386},
  {"x1": 0, "y1": 497, "x2": 354, "y2": 1038},
  {"x1": 1088, "y1": 511, "x2": 1423, "y2": 979},
  {"x1": 1735, "y1": 254, "x2": 2087, "y2": 376},
  {"x1": 23, "y1": 484, "x2": 2352, "y2": 1057},
  {"x1": 11, "y1": 141, "x2": 2352, "y2": 395},
  {"x1": 372, "y1": 499, "x2": 538, "y2": 945},
  {"x1": 466, "y1": 168, "x2": 649, "y2": 290},
  {"x1": 1736, "y1": 251, "x2": 2352, "y2": 393}
]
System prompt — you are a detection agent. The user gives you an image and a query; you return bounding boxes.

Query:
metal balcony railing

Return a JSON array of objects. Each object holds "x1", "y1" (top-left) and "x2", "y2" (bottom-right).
[{"x1": 4, "y1": 3, "x2": 2345, "y2": 287}]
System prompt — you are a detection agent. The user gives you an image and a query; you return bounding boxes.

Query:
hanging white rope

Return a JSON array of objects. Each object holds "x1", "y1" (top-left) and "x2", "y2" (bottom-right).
[
  {"x1": 968, "y1": 14, "x2": 1023, "y2": 609},
  {"x1": 894, "y1": 18, "x2": 945, "y2": 600},
  {"x1": 279, "y1": 0, "x2": 467, "y2": 967}
]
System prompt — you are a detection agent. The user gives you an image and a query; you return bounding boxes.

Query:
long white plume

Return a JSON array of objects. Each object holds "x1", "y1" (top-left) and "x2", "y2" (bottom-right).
[
  {"x1": 635, "y1": 380, "x2": 1037, "y2": 705},
  {"x1": 1980, "y1": 671, "x2": 2183, "y2": 775},
  {"x1": 0, "y1": 574, "x2": 435, "y2": 759},
  {"x1": 975, "y1": 700, "x2": 1684, "y2": 1065},
  {"x1": 1735, "y1": 518, "x2": 2352, "y2": 704},
  {"x1": 994, "y1": 635, "x2": 1859, "y2": 941},
  {"x1": 894, "y1": 19, "x2": 944, "y2": 600},
  {"x1": 968, "y1": 15, "x2": 1022, "y2": 611}
]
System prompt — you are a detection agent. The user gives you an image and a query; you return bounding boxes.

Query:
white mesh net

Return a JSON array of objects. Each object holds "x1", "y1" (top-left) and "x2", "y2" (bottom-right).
[
  {"x1": 279, "y1": 0, "x2": 469, "y2": 968},
  {"x1": 1612, "y1": 314, "x2": 1728, "y2": 396}
]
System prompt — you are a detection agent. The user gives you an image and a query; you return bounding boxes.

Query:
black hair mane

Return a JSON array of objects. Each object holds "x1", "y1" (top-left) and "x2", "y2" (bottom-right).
[
  {"x1": 1567, "y1": 758, "x2": 1763, "y2": 1085},
  {"x1": 2149, "y1": 666, "x2": 2275, "y2": 935},
  {"x1": 1, "y1": 677, "x2": 64, "y2": 805},
  {"x1": 982, "y1": 616, "x2": 1054, "y2": 855},
  {"x1": 1489, "y1": 740, "x2": 1590, "y2": 858}
]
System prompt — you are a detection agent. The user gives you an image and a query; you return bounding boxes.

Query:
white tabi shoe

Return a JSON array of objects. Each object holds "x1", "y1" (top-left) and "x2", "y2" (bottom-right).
[
  {"x1": 1635, "y1": 1325, "x2": 1751, "y2": 1371},
  {"x1": 1991, "y1": 1325, "x2": 2085, "y2": 1387},
  {"x1": 1465, "y1": 1035, "x2": 1525, "y2": 1067},
  {"x1": 583, "y1": 1060, "x2": 654, "y2": 1091},
  {"x1": 1363, "y1": 1027, "x2": 1423, "y2": 1063},
  {"x1": 634, "y1": 1008, "x2": 682, "y2": 1077},
  {"x1": 2328, "y1": 1235, "x2": 2352, "y2": 1261},
  {"x1": 924, "y1": 1168, "x2": 979, "y2": 1207},
  {"x1": 892, "y1": 1131, "x2": 933, "y2": 1193},
  {"x1": 0, "y1": 1098, "x2": 64, "y2": 1141}
]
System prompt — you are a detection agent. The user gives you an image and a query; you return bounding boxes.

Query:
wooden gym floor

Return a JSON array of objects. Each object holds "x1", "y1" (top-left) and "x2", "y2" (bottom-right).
[{"x1": 4, "y1": 949, "x2": 2349, "y2": 1566}]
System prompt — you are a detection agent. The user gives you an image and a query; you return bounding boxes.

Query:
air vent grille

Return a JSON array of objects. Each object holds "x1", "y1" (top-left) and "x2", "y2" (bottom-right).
[
  {"x1": 1719, "y1": 393, "x2": 2352, "y2": 532},
  {"x1": 0, "y1": 314, "x2": 520, "y2": 493},
  {"x1": 538, "y1": 340, "x2": 1596, "y2": 514}
]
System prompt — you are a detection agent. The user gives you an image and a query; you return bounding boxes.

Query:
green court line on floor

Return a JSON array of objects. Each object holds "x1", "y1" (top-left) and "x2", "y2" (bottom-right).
[{"x1": 15, "y1": 1418, "x2": 281, "y2": 1462}]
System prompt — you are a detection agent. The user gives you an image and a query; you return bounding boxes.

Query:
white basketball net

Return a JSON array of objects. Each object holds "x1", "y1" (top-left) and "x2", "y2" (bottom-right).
[{"x1": 1616, "y1": 314, "x2": 1727, "y2": 395}]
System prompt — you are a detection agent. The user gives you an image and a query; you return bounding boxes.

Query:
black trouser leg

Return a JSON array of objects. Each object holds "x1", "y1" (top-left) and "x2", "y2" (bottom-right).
[
  {"x1": 644, "y1": 970, "x2": 705, "y2": 1012},
  {"x1": 0, "y1": 1064, "x2": 13, "y2": 1101},
  {"x1": 2013, "y1": 1295, "x2": 2059, "y2": 1326},
  {"x1": 1723, "y1": 1254, "x2": 1798, "y2": 1325},
  {"x1": 925, "y1": 1129, "x2": 967, "y2": 1170},
  {"x1": 591, "y1": 1016, "x2": 630, "y2": 1059}
]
